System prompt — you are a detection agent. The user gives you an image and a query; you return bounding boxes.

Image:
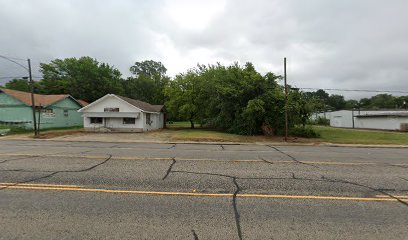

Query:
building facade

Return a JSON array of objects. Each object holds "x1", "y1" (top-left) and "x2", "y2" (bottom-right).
[
  {"x1": 78, "y1": 94, "x2": 165, "y2": 132},
  {"x1": 0, "y1": 88, "x2": 85, "y2": 129},
  {"x1": 313, "y1": 110, "x2": 408, "y2": 131}
]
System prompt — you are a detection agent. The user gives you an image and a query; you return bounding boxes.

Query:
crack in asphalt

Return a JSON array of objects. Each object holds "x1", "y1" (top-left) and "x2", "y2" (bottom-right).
[
  {"x1": 162, "y1": 158, "x2": 176, "y2": 180},
  {"x1": 171, "y1": 170, "x2": 408, "y2": 207},
  {"x1": 232, "y1": 177, "x2": 243, "y2": 240},
  {"x1": 320, "y1": 175, "x2": 408, "y2": 207},
  {"x1": 191, "y1": 229, "x2": 199, "y2": 240},
  {"x1": 220, "y1": 145, "x2": 225, "y2": 150},
  {"x1": 268, "y1": 146, "x2": 319, "y2": 168},
  {"x1": 0, "y1": 150, "x2": 93, "y2": 165},
  {"x1": 259, "y1": 156, "x2": 274, "y2": 165},
  {"x1": 0, "y1": 154, "x2": 112, "y2": 191},
  {"x1": 168, "y1": 144, "x2": 177, "y2": 149}
]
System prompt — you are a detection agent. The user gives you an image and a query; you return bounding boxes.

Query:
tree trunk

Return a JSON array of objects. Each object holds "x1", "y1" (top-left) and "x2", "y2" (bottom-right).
[{"x1": 190, "y1": 119, "x2": 195, "y2": 129}]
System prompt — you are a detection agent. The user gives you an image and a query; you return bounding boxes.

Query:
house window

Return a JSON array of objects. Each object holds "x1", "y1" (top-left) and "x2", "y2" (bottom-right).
[
  {"x1": 41, "y1": 109, "x2": 53, "y2": 113},
  {"x1": 64, "y1": 109, "x2": 68, "y2": 117},
  {"x1": 90, "y1": 117, "x2": 103, "y2": 124},
  {"x1": 123, "y1": 118, "x2": 136, "y2": 125},
  {"x1": 104, "y1": 108, "x2": 119, "y2": 112},
  {"x1": 146, "y1": 113, "x2": 151, "y2": 125}
]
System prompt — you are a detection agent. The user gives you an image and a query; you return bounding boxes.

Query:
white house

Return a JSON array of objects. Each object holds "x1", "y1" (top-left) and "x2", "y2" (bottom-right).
[
  {"x1": 78, "y1": 94, "x2": 165, "y2": 132},
  {"x1": 312, "y1": 110, "x2": 408, "y2": 131}
]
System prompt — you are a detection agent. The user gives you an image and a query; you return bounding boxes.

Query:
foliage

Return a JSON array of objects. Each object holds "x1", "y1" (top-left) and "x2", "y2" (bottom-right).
[
  {"x1": 165, "y1": 62, "x2": 313, "y2": 135},
  {"x1": 289, "y1": 125, "x2": 320, "y2": 138},
  {"x1": 124, "y1": 60, "x2": 169, "y2": 104},
  {"x1": 308, "y1": 116, "x2": 330, "y2": 126},
  {"x1": 38, "y1": 57, "x2": 123, "y2": 102},
  {"x1": 4, "y1": 78, "x2": 31, "y2": 92}
]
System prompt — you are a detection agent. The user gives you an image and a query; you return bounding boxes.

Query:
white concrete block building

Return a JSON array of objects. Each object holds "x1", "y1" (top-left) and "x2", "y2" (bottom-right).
[
  {"x1": 312, "y1": 110, "x2": 408, "y2": 131},
  {"x1": 78, "y1": 94, "x2": 165, "y2": 132}
]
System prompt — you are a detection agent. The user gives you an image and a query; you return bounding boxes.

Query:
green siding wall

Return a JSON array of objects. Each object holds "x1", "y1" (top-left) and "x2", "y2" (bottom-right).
[
  {"x1": 40, "y1": 98, "x2": 83, "y2": 129},
  {"x1": 0, "y1": 93, "x2": 83, "y2": 129},
  {"x1": 0, "y1": 92, "x2": 33, "y2": 128}
]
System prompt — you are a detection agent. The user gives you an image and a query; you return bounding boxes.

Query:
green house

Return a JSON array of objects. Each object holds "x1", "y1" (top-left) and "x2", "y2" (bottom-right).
[{"x1": 0, "y1": 88, "x2": 86, "y2": 129}]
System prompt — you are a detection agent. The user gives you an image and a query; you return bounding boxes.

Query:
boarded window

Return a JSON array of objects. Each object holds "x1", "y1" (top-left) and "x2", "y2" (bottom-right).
[
  {"x1": 123, "y1": 118, "x2": 136, "y2": 124},
  {"x1": 90, "y1": 117, "x2": 103, "y2": 124},
  {"x1": 104, "y1": 108, "x2": 119, "y2": 112}
]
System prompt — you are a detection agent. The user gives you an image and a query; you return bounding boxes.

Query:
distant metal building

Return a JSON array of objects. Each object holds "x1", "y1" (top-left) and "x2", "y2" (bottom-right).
[{"x1": 313, "y1": 110, "x2": 408, "y2": 131}]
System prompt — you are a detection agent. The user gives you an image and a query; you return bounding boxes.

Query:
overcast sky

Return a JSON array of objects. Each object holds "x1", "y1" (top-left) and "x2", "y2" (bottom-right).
[{"x1": 1, "y1": 0, "x2": 407, "y2": 99}]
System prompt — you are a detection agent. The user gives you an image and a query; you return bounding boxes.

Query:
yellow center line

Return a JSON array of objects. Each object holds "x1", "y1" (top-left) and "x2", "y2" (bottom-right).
[
  {"x1": 1, "y1": 153, "x2": 407, "y2": 166},
  {"x1": 2, "y1": 184, "x2": 407, "y2": 202},
  {"x1": 375, "y1": 194, "x2": 408, "y2": 199},
  {"x1": 0, "y1": 182, "x2": 83, "y2": 188}
]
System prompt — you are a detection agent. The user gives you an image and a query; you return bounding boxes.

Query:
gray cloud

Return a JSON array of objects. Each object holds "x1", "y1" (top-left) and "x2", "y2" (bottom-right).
[{"x1": 1, "y1": 0, "x2": 407, "y2": 99}]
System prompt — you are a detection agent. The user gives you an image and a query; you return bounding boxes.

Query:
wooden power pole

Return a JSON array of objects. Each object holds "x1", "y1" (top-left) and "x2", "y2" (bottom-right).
[
  {"x1": 28, "y1": 58, "x2": 39, "y2": 137},
  {"x1": 284, "y1": 57, "x2": 288, "y2": 142}
]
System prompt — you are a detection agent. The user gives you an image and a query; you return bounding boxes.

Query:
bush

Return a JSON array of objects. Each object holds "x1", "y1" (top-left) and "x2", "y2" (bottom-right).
[
  {"x1": 289, "y1": 126, "x2": 320, "y2": 138},
  {"x1": 308, "y1": 117, "x2": 330, "y2": 126}
]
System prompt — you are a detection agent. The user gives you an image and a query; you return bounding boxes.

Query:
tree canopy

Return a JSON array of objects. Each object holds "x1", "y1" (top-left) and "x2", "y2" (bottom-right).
[
  {"x1": 124, "y1": 60, "x2": 169, "y2": 104},
  {"x1": 165, "y1": 62, "x2": 310, "y2": 135},
  {"x1": 38, "y1": 57, "x2": 123, "y2": 102}
]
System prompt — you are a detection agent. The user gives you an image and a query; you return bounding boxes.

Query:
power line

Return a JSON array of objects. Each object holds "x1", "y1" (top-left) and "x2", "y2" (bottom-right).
[
  {"x1": 297, "y1": 87, "x2": 408, "y2": 94},
  {"x1": 0, "y1": 55, "x2": 28, "y2": 70},
  {"x1": 0, "y1": 76, "x2": 42, "y2": 79},
  {"x1": 0, "y1": 54, "x2": 26, "y2": 61}
]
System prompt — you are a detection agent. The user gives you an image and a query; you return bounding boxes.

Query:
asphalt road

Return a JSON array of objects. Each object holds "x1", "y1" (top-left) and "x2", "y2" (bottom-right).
[{"x1": 0, "y1": 140, "x2": 407, "y2": 239}]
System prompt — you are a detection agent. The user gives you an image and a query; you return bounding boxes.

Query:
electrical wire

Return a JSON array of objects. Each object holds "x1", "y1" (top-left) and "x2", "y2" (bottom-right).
[
  {"x1": 296, "y1": 87, "x2": 408, "y2": 94},
  {"x1": 0, "y1": 55, "x2": 28, "y2": 70},
  {"x1": 0, "y1": 54, "x2": 26, "y2": 61}
]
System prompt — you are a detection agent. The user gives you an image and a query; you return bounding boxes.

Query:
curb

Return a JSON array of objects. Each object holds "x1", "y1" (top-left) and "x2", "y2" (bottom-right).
[{"x1": 1, "y1": 137, "x2": 407, "y2": 148}]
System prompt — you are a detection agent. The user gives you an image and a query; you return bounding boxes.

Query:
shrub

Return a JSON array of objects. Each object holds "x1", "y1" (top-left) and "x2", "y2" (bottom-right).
[
  {"x1": 308, "y1": 116, "x2": 330, "y2": 126},
  {"x1": 289, "y1": 126, "x2": 320, "y2": 138}
]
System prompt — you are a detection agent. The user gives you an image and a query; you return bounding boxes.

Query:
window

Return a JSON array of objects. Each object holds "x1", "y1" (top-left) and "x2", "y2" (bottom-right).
[
  {"x1": 104, "y1": 108, "x2": 119, "y2": 112},
  {"x1": 64, "y1": 109, "x2": 68, "y2": 117},
  {"x1": 90, "y1": 117, "x2": 103, "y2": 124},
  {"x1": 41, "y1": 109, "x2": 53, "y2": 113},
  {"x1": 146, "y1": 113, "x2": 151, "y2": 125},
  {"x1": 123, "y1": 118, "x2": 136, "y2": 125}
]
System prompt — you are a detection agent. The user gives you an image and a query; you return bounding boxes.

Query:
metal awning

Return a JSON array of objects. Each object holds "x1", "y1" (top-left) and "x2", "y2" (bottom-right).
[{"x1": 82, "y1": 112, "x2": 140, "y2": 118}]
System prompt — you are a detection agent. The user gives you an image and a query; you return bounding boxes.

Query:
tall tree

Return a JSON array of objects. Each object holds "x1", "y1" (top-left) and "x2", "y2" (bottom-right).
[
  {"x1": 125, "y1": 60, "x2": 169, "y2": 104},
  {"x1": 165, "y1": 62, "x2": 295, "y2": 135},
  {"x1": 39, "y1": 57, "x2": 124, "y2": 102},
  {"x1": 164, "y1": 71, "x2": 203, "y2": 129},
  {"x1": 327, "y1": 94, "x2": 346, "y2": 110}
]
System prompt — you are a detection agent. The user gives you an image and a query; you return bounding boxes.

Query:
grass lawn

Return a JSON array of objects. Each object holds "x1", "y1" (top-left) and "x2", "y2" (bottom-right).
[
  {"x1": 166, "y1": 122, "x2": 290, "y2": 143},
  {"x1": 0, "y1": 125, "x2": 83, "y2": 137},
  {"x1": 312, "y1": 125, "x2": 408, "y2": 145},
  {"x1": 166, "y1": 122, "x2": 408, "y2": 145}
]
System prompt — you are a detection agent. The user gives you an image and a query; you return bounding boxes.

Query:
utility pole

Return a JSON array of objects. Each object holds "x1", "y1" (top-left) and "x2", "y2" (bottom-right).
[
  {"x1": 284, "y1": 57, "x2": 288, "y2": 142},
  {"x1": 28, "y1": 59, "x2": 38, "y2": 137}
]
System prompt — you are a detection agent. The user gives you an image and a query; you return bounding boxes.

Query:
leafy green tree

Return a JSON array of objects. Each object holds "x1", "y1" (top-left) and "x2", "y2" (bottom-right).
[
  {"x1": 165, "y1": 62, "x2": 293, "y2": 135},
  {"x1": 39, "y1": 57, "x2": 124, "y2": 102},
  {"x1": 5, "y1": 78, "x2": 31, "y2": 92},
  {"x1": 396, "y1": 96, "x2": 408, "y2": 109},
  {"x1": 327, "y1": 94, "x2": 346, "y2": 110},
  {"x1": 164, "y1": 70, "x2": 205, "y2": 128},
  {"x1": 344, "y1": 99, "x2": 359, "y2": 110},
  {"x1": 369, "y1": 94, "x2": 395, "y2": 109},
  {"x1": 125, "y1": 60, "x2": 169, "y2": 104}
]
